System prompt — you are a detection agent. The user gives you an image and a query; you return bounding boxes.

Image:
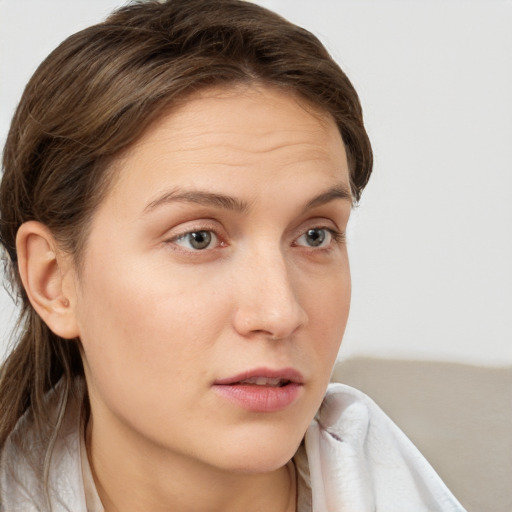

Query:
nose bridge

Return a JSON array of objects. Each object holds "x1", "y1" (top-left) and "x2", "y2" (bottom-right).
[{"x1": 233, "y1": 241, "x2": 308, "y2": 339}]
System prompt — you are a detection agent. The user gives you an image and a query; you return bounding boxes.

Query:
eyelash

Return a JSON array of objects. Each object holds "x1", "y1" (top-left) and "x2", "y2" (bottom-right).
[
  {"x1": 172, "y1": 229, "x2": 224, "y2": 251},
  {"x1": 167, "y1": 225, "x2": 345, "y2": 252}
]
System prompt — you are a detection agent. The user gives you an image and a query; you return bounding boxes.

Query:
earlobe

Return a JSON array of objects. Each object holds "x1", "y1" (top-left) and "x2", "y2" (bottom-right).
[{"x1": 16, "y1": 221, "x2": 79, "y2": 339}]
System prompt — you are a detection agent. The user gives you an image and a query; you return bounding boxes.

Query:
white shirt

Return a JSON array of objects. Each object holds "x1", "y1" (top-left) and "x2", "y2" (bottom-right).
[{"x1": 0, "y1": 381, "x2": 466, "y2": 511}]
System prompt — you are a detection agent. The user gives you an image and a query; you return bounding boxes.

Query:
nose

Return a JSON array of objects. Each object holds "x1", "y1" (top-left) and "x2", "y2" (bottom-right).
[{"x1": 232, "y1": 247, "x2": 308, "y2": 340}]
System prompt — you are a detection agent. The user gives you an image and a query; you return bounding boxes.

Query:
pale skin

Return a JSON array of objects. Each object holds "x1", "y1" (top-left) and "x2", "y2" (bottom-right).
[{"x1": 16, "y1": 85, "x2": 353, "y2": 512}]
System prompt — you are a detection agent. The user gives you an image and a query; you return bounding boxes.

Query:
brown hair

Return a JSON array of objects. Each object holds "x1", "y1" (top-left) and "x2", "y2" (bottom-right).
[{"x1": 0, "y1": 0, "x2": 372, "y2": 464}]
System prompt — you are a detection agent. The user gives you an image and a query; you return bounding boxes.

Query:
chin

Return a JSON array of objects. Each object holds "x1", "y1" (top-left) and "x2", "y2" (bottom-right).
[
  {"x1": 205, "y1": 424, "x2": 306, "y2": 474},
  {"x1": 221, "y1": 450, "x2": 300, "y2": 475}
]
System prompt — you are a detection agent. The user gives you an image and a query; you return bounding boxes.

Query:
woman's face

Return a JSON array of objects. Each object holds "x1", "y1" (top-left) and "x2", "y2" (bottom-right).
[{"x1": 72, "y1": 85, "x2": 352, "y2": 472}]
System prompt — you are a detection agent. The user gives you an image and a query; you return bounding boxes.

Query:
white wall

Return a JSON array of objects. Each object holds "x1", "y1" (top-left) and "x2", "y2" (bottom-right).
[{"x1": 1, "y1": 0, "x2": 511, "y2": 366}]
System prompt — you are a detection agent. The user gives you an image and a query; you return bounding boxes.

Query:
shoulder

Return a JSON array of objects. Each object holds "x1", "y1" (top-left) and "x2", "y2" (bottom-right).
[
  {"x1": 0, "y1": 380, "x2": 87, "y2": 511},
  {"x1": 298, "y1": 383, "x2": 466, "y2": 511}
]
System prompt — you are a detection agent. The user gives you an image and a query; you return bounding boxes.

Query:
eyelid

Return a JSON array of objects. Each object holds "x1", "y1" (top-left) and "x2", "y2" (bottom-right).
[
  {"x1": 163, "y1": 220, "x2": 228, "y2": 250},
  {"x1": 291, "y1": 215, "x2": 344, "y2": 239}
]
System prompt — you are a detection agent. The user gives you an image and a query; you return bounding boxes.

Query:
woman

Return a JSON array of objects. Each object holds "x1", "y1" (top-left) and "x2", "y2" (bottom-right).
[{"x1": 0, "y1": 1, "x2": 465, "y2": 510}]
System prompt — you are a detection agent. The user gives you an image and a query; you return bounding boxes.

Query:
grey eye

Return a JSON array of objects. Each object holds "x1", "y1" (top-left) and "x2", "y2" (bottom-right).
[
  {"x1": 296, "y1": 228, "x2": 330, "y2": 247},
  {"x1": 305, "y1": 228, "x2": 326, "y2": 247},
  {"x1": 175, "y1": 230, "x2": 216, "y2": 250},
  {"x1": 188, "y1": 231, "x2": 212, "y2": 250}
]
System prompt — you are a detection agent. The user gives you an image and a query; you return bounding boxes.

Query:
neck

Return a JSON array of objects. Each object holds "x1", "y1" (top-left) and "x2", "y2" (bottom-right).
[{"x1": 85, "y1": 413, "x2": 297, "y2": 512}]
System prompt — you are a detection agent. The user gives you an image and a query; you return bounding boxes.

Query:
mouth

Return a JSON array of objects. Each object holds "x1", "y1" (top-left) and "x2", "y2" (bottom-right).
[
  {"x1": 235, "y1": 377, "x2": 291, "y2": 387},
  {"x1": 214, "y1": 367, "x2": 304, "y2": 386},
  {"x1": 212, "y1": 368, "x2": 304, "y2": 412}
]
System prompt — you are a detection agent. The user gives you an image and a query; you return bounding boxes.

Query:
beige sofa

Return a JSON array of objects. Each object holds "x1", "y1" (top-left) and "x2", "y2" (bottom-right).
[{"x1": 331, "y1": 357, "x2": 512, "y2": 512}]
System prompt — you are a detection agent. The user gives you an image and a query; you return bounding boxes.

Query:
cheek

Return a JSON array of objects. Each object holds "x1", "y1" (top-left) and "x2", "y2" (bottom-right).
[
  {"x1": 75, "y1": 256, "x2": 230, "y2": 386},
  {"x1": 304, "y1": 250, "x2": 350, "y2": 309},
  {"x1": 305, "y1": 264, "x2": 351, "y2": 358},
  {"x1": 75, "y1": 268, "x2": 229, "y2": 444}
]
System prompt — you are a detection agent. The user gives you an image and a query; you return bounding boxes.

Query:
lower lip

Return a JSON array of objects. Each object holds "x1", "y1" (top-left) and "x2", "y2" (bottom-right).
[{"x1": 212, "y1": 383, "x2": 302, "y2": 412}]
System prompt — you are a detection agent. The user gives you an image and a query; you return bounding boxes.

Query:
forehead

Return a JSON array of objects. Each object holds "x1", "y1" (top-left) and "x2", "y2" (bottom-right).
[
  {"x1": 104, "y1": 84, "x2": 351, "y2": 211},
  {"x1": 125, "y1": 84, "x2": 344, "y2": 160}
]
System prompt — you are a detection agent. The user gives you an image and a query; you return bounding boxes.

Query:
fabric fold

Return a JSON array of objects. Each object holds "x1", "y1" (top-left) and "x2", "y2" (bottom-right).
[{"x1": 301, "y1": 383, "x2": 466, "y2": 511}]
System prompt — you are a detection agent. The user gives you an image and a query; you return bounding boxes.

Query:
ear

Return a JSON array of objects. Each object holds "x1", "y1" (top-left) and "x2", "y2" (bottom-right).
[{"x1": 16, "y1": 221, "x2": 80, "y2": 339}]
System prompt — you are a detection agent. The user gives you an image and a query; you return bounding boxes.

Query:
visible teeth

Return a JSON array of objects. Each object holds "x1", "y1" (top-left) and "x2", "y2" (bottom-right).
[{"x1": 239, "y1": 377, "x2": 283, "y2": 386}]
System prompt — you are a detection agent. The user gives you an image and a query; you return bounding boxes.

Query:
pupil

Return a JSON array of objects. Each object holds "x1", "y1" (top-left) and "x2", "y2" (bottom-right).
[
  {"x1": 306, "y1": 228, "x2": 325, "y2": 247},
  {"x1": 189, "y1": 231, "x2": 211, "y2": 249}
]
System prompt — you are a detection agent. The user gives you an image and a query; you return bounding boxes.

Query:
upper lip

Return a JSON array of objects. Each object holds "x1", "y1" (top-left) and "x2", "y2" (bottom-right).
[{"x1": 214, "y1": 367, "x2": 305, "y2": 385}]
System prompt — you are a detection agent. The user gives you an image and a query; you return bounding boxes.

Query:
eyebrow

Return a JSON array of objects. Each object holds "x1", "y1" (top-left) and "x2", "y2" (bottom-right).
[
  {"x1": 303, "y1": 184, "x2": 353, "y2": 210},
  {"x1": 144, "y1": 184, "x2": 352, "y2": 215},
  {"x1": 144, "y1": 189, "x2": 250, "y2": 214}
]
